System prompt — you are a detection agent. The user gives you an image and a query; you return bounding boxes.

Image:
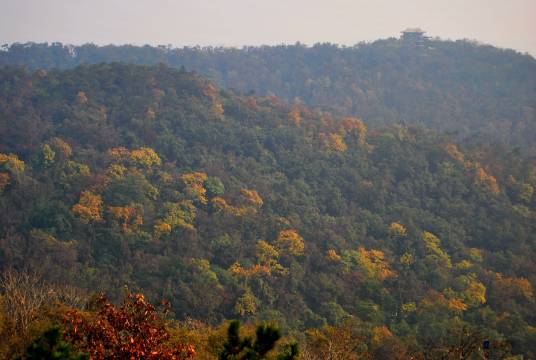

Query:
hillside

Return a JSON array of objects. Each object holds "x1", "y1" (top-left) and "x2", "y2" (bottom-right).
[
  {"x1": 1, "y1": 63, "x2": 535, "y2": 357},
  {"x1": 2, "y1": 39, "x2": 536, "y2": 152}
]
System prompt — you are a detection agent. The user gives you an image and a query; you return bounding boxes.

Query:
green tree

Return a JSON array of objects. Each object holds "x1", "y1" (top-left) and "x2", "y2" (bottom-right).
[
  {"x1": 19, "y1": 326, "x2": 88, "y2": 360},
  {"x1": 219, "y1": 320, "x2": 298, "y2": 360}
]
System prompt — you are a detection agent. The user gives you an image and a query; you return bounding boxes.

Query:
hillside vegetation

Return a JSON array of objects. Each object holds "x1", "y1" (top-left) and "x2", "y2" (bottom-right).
[
  {"x1": 2, "y1": 39, "x2": 536, "y2": 151},
  {"x1": 0, "y1": 63, "x2": 535, "y2": 357}
]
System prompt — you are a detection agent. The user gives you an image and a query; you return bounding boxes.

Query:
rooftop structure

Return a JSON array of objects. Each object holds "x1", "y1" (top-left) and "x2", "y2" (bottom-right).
[
  {"x1": 402, "y1": 28, "x2": 425, "y2": 35},
  {"x1": 401, "y1": 28, "x2": 428, "y2": 45}
]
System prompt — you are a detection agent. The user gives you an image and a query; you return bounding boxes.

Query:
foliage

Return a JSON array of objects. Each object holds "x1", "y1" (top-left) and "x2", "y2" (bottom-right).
[
  {"x1": 0, "y1": 63, "x2": 534, "y2": 357},
  {"x1": 219, "y1": 320, "x2": 298, "y2": 360},
  {"x1": 274, "y1": 230, "x2": 304, "y2": 256},
  {"x1": 72, "y1": 191, "x2": 103, "y2": 223},
  {"x1": 2, "y1": 40, "x2": 535, "y2": 152},
  {"x1": 18, "y1": 326, "x2": 88, "y2": 360},
  {"x1": 62, "y1": 293, "x2": 196, "y2": 360}
]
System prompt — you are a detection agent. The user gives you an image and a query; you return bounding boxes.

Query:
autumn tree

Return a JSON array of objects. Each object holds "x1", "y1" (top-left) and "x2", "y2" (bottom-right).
[
  {"x1": 471, "y1": 163, "x2": 500, "y2": 194},
  {"x1": 154, "y1": 200, "x2": 197, "y2": 234},
  {"x1": 48, "y1": 137, "x2": 73, "y2": 159},
  {"x1": 72, "y1": 191, "x2": 103, "y2": 223},
  {"x1": 342, "y1": 247, "x2": 396, "y2": 281},
  {"x1": 63, "y1": 293, "x2": 196, "y2": 360},
  {"x1": 389, "y1": 222, "x2": 408, "y2": 254},
  {"x1": 422, "y1": 231, "x2": 452, "y2": 270},
  {"x1": 454, "y1": 273, "x2": 487, "y2": 307},
  {"x1": 288, "y1": 104, "x2": 302, "y2": 126},
  {"x1": 274, "y1": 230, "x2": 304, "y2": 256},
  {"x1": 107, "y1": 205, "x2": 143, "y2": 233},
  {"x1": 0, "y1": 153, "x2": 25, "y2": 192},
  {"x1": 388, "y1": 222, "x2": 407, "y2": 238},
  {"x1": 320, "y1": 133, "x2": 347, "y2": 152},
  {"x1": 240, "y1": 189, "x2": 263, "y2": 208},
  {"x1": 301, "y1": 321, "x2": 367, "y2": 360},
  {"x1": 256, "y1": 240, "x2": 279, "y2": 266},
  {"x1": 0, "y1": 270, "x2": 86, "y2": 358},
  {"x1": 107, "y1": 147, "x2": 161, "y2": 169},
  {"x1": 356, "y1": 247, "x2": 396, "y2": 281},
  {"x1": 340, "y1": 117, "x2": 367, "y2": 147},
  {"x1": 181, "y1": 172, "x2": 209, "y2": 205},
  {"x1": 1, "y1": 270, "x2": 52, "y2": 338},
  {"x1": 41, "y1": 144, "x2": 56, "y2": 166}
]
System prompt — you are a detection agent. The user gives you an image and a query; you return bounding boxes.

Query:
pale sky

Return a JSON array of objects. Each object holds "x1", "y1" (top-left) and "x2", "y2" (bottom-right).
[{"x1": 1, "y1": 0, "x2": 535, "y2": 56}]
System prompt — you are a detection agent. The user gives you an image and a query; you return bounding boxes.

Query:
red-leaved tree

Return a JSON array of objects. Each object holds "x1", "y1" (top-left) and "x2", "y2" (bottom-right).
[{"x1": 63, "y1": 293, "x2": 195, "y2": 359}]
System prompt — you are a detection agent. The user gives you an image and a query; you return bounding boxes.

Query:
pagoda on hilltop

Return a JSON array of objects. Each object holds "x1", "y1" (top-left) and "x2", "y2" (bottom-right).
[{"x1": 401, "y1": 28, "x2": 428, "y2": 45}]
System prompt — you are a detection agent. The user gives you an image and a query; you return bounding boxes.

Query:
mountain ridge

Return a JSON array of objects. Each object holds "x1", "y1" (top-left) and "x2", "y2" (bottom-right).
[{"x1": 2, "y1": 38, "x2": 536, "y2": 152}]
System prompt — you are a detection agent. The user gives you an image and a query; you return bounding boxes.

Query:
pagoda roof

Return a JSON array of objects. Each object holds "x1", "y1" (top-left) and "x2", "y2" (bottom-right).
[{"x1": 401, "y1": 27, "x2": 426, "y2": 34}]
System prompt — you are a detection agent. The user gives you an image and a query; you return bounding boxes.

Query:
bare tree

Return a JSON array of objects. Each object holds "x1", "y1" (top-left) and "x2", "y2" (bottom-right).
[
  {"x1": 0, "y1": 269, "x2": 52, "y2": 334},
  {"x1": 300, "y1": 321, "x2": 369, "y2": 360},
  {"x1": 0, "y1": 269, "x2": 88, "y2": 348}
]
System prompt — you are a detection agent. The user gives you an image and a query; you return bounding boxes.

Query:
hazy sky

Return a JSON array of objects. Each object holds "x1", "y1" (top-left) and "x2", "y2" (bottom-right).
[{"x1": 1, "y1": 0, "x2": 535, "y2": 55}]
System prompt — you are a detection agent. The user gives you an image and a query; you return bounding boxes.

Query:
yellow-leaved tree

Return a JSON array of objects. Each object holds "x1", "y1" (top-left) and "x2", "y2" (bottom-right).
[
  {"x1": 154, "y1": 200, "x2": 197, "y2": 235},
  {"x1": 0, "y1": 172, "x2": 10, "y2": 193},
  {"x1": 355, "y1": 247, "x2": 396, "y2": 281},
  {"x1": 181, "y1": 172, "x2": 209, "y2": 205},
  {"x1": 473, "y1": 165, "x2": 500, "y2": 194},
  {"x1": 340, "y1": 117, "x2": 367, "y2": 147},
  {"x1": 48, "y1": 137, "x2": 73, "y2": 159},
  {"x1": 130, "y1": 147, "x2": 162, "y2": 168},
  {"x1": 320, "y1": 133, "x2": 348, "y2": 152},
  {"x1": 255, "y1": 240, "x2": 287, "y2": 275},
  {"x1": 326, "y1": 249, "x2": 342, "y2": 262},
  {"x1": 388, "y1": 222, "x2": 407, "y2": 238},
  {"x1": 289, "y1": 103, "x2": 302, "y2": 126},
  {"x1": 274, "y1": 229, "x2": 305, "y2": 256},
  {"x1": 72, "y1": 191, "x2": 103, "y2": 223},
  {"x1": 0, "y1": 153, "x2": 25, "y2": 176},
  {"x1": 422, "y1": 231, "x2": 452, "y2": 270},
  {"x1": 240, "y1": 189, "x2": 263, "y2": 207},
  {"x1": 255, "y1": 240, "x2": 279, "y2": 265},
  {"x1": 445, "y1": 143, "x2": 465, "y2": 164},
  {"x1": 106, "y1": 147, "x2": 161, "y2": 169},
  {"x1": 455, "y1": 273, "x2": 487, "y2": 307},
  {"x1": 234, "y1": 289, "x2": 259, "y2": 317}
]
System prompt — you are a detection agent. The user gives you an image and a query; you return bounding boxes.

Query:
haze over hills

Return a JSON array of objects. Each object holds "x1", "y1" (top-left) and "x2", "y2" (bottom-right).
[
  {"x1": 0, "y1": 62, "x2": 535, "y2": 358},
  {"x1": 2, "y1": 36, "x2": 536, "y2": 153}
]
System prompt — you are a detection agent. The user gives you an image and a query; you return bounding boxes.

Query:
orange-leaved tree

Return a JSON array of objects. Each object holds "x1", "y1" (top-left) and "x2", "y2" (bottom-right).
[{"x1": 63, "y1": 293, "x2": 195, "y2": 360}]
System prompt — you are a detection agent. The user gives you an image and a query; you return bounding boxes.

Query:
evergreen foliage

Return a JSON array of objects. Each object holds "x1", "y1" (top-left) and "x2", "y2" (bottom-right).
[
  {"x1": 19, "y1": 326, "x2": 88, "y2": 360},
  {"x1": 219, "y1": 320, "x2": 298, "y2": 360}
]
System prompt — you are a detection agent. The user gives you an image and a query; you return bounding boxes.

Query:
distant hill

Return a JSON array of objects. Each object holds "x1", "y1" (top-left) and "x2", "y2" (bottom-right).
[
  {"x1": 0, "y1": 63, "x2": 535, "y2": 357},
  {"x1": 2, "y1": 39, "x2": 536, "y2": 151}
]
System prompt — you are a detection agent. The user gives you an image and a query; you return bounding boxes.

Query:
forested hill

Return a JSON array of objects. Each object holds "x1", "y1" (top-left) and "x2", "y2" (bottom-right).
[
  {"x1": 1, "y1": 63, "x2": 535, "y2": 357},
  {"x1": 2, "y1": 39, "x2": 536, "y2": 151}
]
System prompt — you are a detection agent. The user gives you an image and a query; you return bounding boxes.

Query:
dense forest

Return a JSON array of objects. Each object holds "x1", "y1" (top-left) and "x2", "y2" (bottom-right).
[
  {"x1": 0, "y1": 62, "x2": 535, "y2": 358},
  {"x1": 1, "y1": 39, "x2": 536, "y2": 153}
]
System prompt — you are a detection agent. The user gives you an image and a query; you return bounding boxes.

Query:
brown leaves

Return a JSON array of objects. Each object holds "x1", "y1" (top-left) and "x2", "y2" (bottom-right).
[
  {"x1": 107, "y1": 206, "x2": 143, "y2": 233},
  {"x1": 63, "y1": 293, "x2": 195, "y2": 360}
]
